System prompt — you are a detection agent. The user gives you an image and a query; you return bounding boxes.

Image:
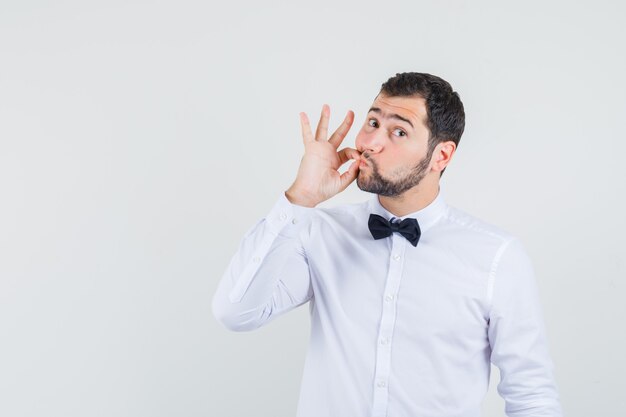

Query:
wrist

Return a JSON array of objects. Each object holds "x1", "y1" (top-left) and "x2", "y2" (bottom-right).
[{"x1": 285, "y1": 186, "x2": 318, "y2": 208}]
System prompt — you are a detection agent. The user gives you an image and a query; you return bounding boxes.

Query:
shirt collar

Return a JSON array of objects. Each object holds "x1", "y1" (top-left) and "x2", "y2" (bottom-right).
[{"x1": 367, "y1": 185, "x2": 448, "y2": 232}]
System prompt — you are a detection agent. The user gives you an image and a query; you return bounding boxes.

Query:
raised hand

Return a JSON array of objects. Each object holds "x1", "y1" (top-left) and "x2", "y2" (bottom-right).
[{"x1": 285, "y1": 104, "x2": 361, "y2": 207}]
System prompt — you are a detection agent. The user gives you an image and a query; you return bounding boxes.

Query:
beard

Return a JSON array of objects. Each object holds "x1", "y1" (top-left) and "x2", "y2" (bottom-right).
[{"x1": 356, "y1": 146, "x2": 434, "y2": 197}]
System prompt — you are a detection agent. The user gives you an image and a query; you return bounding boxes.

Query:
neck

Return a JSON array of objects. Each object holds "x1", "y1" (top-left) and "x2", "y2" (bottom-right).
[{"x1": 378, "y1": 177, "x2": 440, "y2": 217}]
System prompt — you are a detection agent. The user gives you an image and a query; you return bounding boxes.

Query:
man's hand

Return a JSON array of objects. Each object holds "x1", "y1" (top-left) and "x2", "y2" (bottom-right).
[{"x1": 285, "y1": 104, "x2": 361, "y2": 207}]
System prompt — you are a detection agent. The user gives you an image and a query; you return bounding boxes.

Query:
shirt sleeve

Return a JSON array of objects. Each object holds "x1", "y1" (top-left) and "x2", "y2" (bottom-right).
[
  {"x1": 211, "y1": 192, "x2": 316, "y2": 332},
  {"x1": 487, "y1": 237, "x2": 563, "y2": 417}
]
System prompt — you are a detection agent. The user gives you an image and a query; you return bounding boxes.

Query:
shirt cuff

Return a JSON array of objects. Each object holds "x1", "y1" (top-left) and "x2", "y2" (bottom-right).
[{"x1": 264, "y1": 192, "x2": 317, "y2": 238}]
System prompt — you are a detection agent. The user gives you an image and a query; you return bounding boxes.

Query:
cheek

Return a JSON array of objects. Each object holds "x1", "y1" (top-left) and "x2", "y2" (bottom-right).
[
  {"x1": 387, "y1": 146, "x2": 411, "y2": 163},
  {"x1": 385, "y1": 146, "x2": 421, "y2": 171}
]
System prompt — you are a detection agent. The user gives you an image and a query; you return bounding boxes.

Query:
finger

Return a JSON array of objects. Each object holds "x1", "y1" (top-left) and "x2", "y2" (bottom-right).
[
  {"x1": 300, "y1": 112, "x2": 314, "y2": 144},
  {"x1": 339, "y1": 160, "x2": 360, "y2": 191},
  {"x1": 337, "y1": 147, "x2": 361, "y2": 165},
  {"x1": 314, "y1": 104, "x2": 330, "y2": 141},
  {"x1": 328, "y1": 110, "x2": 354, "y2": 149}
]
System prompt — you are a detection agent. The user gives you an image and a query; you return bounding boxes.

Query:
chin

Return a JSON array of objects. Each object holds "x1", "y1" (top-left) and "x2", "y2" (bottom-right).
[{"x1": 356, "y1": 176, "x2": 374, "y2": 193}]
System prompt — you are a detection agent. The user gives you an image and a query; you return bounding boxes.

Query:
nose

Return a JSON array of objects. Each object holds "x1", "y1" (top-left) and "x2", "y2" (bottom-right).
[{"x1": 355, "y1": 126, "x2": 385, "y2": 154}]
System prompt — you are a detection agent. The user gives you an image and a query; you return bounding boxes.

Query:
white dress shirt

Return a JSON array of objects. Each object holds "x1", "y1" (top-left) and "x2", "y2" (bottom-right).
[{"x1": 212, "y1": 186, "x2": 562, "y2": 417}]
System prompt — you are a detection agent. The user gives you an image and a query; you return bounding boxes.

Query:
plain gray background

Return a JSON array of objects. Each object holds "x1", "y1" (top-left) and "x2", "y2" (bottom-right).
[{"x1": 1, "y1": 0, "x2": 625, "y2": 416}]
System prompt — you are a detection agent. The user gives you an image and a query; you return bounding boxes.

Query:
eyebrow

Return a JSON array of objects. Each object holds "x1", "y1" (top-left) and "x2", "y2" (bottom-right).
[{"x1": 368, "y1": 107, "x2": 414, "y2": 129}]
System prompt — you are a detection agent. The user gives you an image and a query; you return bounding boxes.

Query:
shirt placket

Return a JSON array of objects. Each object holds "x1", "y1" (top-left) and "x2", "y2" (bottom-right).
[{"x1": 371, "y1": 233, "x2": 407, "y2": 417}]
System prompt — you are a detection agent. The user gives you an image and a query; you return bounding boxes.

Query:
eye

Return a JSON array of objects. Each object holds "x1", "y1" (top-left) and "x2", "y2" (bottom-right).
[
  {"x1": 393, "y1": 128, "x2": 407, "y2": 137},
  {"x1": 367, "y1": 118, "x2": 379, "y2": 128}
]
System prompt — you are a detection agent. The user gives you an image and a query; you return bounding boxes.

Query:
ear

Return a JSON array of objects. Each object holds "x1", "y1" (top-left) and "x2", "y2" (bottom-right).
[{"x1": 431, "y1": 140, "x2": 456, "y2": 173}]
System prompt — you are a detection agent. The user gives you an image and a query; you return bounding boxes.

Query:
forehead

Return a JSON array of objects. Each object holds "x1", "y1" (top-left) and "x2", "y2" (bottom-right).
[{"x1": 370, "y1": 94, "x2": 428, "y2": 128}]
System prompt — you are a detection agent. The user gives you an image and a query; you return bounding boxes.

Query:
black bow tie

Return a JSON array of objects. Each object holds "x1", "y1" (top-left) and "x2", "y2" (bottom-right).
[{"x1": 368, "y1": 214, "x2": 421, "y2": 247}]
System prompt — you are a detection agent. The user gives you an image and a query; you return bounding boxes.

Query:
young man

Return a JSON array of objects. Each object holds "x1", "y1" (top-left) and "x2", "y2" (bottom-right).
[{"x1": 212, "y1": 72, "x2": 563, "y2": 417}]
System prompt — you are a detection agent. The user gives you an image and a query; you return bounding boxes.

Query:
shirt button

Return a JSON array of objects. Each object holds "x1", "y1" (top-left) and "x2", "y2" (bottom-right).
[
  {"x1": 380, "y1": 338, "x2": 390, "y2": 345},
  {"x1": 385, "y1": 294, "x2": 394, "y2": 302},
  {"x1": 279, "y1": 213, "x2": 287, "y2": 221},
  {"x1": 253, "y1": 256, "x2": 260, "y2": 263},
  {"x1": 377, "y1": 381, "x2": 386, "y2": 388},
  {"x1": 392, "y1": 254, "x2": 401, "y2": 261},
  {"x1": 291, "y1": 218, "x2": 298, "y2": 224}
]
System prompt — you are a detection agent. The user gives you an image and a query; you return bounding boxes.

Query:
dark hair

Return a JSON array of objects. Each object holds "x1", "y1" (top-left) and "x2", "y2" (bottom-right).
[{"x1": 379, "y1": 72, "x2": 465, "y2": 177}]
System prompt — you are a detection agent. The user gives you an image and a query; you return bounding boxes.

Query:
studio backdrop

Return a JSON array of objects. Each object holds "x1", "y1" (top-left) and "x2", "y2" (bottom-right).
[{"x1": 1, "y1": 1, "x2": 624, "y2": 416}]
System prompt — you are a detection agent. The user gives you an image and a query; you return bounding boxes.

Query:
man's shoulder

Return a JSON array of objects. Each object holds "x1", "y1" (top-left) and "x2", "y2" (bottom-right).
[{"x1": 441, "y1": 204, "x2": 517, "y2": 245}]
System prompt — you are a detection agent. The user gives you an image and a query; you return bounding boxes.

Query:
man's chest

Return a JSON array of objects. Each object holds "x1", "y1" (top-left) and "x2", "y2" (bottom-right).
[{"x1": 305, "y1": 227, "x2": 492, "y2": 338}]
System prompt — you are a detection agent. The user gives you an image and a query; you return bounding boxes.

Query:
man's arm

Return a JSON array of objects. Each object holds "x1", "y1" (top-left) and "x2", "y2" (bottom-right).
[
  {"x1": 487, "y1": 237, "x2": 563, "y2": 416},
  {"x1": 212, "y1": 104, "x2": 361, "y2": 332},
  {"x1": 211, "y1": 193, "x2": 316, "y2": 331}
]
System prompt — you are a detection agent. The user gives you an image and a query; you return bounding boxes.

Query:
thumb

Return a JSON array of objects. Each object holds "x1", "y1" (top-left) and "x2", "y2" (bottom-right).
[{"x1": 338, "y1": 160, "x2": 360, "y2": 191}]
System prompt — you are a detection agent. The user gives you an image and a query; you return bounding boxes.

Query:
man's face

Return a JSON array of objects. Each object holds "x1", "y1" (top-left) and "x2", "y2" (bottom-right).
[{"x1": 355, "y1": 93, "x2": 435, "y2": 196}]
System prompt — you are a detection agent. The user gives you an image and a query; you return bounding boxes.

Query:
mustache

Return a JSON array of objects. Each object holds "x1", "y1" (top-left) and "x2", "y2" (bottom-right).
[{"x1": 359, "y1": 152, "x2": 379, "y2": 171}]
